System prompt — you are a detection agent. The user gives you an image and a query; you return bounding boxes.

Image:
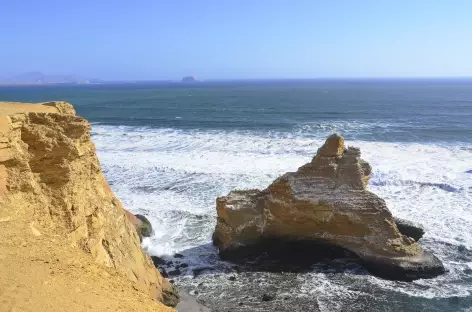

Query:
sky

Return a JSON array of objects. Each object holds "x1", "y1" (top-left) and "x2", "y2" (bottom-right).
[{"x1": 1, "y1": 0, "x2": 471, "y2": 80}]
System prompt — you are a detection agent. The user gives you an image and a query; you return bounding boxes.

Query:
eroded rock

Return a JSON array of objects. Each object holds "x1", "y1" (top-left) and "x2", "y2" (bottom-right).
[
  {"x1": 124, "y1": 212, "x2": 154, "y2": 241},
  {"x1": 0, "y1": 101, "x2": 178, "y2": 307},
  {"x1": 212, "y1": 134, "x2": 444, "y2": 281},
  {"x1": 162, "y1": 283, "x2": 180, "y2": 308},
  {"x1": 135, "y1": 214, "x2": 154, "y2": 238},
  {"x1": 394, "y1": 217, "x2": 425, "y2": 241}
]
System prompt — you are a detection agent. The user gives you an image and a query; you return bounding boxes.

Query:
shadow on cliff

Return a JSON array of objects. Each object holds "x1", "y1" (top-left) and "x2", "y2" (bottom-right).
[{"x1": 151, "y1": 240, "x2": 369, "y2": 279}]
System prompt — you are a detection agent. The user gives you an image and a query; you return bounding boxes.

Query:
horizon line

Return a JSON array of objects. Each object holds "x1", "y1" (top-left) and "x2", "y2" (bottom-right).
[{"x1": 1, "y1": 76, "x2": 472, "y2": 86}]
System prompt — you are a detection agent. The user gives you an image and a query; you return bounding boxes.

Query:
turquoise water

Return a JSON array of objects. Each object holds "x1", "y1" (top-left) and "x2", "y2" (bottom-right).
[
  {"x1": 1, "y1": 79, "x2": 472, "y2": 142},
  {"x1": 1, "y1": 80, "x2": 472, "y2": 311}
]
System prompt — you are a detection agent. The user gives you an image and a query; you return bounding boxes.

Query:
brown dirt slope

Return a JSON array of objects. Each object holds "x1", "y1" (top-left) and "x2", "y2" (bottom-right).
[{"x1": 0, "y1": 215, "x2": 173, "y2": 312}]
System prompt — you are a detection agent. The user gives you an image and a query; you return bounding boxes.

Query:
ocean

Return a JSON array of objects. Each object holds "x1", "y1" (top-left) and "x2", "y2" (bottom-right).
[{"x1": 1, "y1": 79, "x2": 472, "y2": 311}]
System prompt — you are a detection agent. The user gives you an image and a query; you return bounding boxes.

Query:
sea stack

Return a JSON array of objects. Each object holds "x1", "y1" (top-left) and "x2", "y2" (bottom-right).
[{"x1": 212, "y1": 134, "x2": 445, "y2": 281}]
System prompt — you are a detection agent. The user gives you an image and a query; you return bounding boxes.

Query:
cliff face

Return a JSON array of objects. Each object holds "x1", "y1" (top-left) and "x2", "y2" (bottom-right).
[
  {"x1": 213, "y1": 134, "x2": 445, "y2": 281},
  {"x1": 0, "y1": 102, "x2": 176, "y2": 310}
]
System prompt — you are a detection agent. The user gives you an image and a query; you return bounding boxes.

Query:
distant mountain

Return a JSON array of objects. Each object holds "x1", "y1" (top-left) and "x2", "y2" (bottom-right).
[{"x1": 0, "y1": 72, "x2": 93, "y2": 85}]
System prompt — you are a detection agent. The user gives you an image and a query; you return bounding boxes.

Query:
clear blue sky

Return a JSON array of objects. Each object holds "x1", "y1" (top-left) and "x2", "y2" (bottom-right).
[{"x1": 1, "y1": 0, "x2": 471, "y2": 80}]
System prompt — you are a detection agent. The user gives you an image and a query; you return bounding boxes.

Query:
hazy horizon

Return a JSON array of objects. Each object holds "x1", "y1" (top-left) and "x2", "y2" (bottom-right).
[
  {"x1": 1, "y1": 0, "x2": 472, "y2": 80},
  {"x1": 2, "y1": 74, "x2": 472, "y2": 83}
]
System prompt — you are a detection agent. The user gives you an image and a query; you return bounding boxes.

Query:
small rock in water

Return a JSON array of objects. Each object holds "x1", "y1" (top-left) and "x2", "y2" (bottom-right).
[
  {"x1": 134, "y1": 214, "x2": 153, "y2": 237},
  {"x1": 180, "y1": 263, "x2": 189, "y2": 268},
  {"x1": 174, "y1": 253, "x2": 184, "y2": 258},
  {"x1": 151, "y1": 255, "x2": 166, "y2": 266},
  {"x1": 228, "y1": 275, "x2": 236, "y2": 281},
  {"x1": 168, "y1": 269, "x2": 182, "y2": 276},
  {"x1": 262, "y1": 293, "x2": 275, "y2": 301},
  {"x1": 395, "y1": 217, "x2": 425, "y2": 241},
  {"x1": 192, "y1": 266, "x2": 213, "y2": 277}
]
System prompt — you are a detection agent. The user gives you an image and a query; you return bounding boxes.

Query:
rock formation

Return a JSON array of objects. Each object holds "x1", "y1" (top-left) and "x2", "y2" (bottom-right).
[
  {"x1": 0, "y1": 101, "x2": 178, "y2": 309},
  {"x1": 394, "y1": 217, "x2": 425, "y2": 242},
  {"x1": 135, "y1": 214, "x2": 155, "y2": 238},
  {"x1": 125, "y1": 210, "x2": 154, "y2": 241},
  {"x1": 213, "y1": 134, "x2": 445, "y2": 281}
]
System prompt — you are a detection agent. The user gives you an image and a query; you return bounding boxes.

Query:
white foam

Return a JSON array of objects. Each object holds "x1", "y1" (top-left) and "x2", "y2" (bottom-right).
[
  {"x1": 359, "y1": 142, "x2": 472, "y2": 248},
  {"x1": 299, "y1": 273, "x2": 368, "y2": 311},
  {"x1": 91, "y1": 124, "x2": 472, "y2": 300}
]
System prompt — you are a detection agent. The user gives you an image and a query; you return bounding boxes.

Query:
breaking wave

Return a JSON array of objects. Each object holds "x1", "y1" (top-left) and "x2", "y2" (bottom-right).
[{"x1": 91, "y1": 123, "x2": 472, "y2": 311}]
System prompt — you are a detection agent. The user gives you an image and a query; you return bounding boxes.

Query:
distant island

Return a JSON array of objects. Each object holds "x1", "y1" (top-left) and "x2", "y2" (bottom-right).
[{"x1": 181, "y1": 76, "x2": 197, "y2": 82}]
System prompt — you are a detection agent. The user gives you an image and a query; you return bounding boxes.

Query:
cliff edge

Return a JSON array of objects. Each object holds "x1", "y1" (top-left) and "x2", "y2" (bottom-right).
[{"x1": 0, "y1": 101, "x2": 177, "y2": 311}]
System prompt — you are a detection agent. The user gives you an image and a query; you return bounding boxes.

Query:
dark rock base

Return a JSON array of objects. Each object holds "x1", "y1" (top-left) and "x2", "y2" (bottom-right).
[
  {"x1": 216, "y1": 238, "x2": 445, "y2": 281},
  {"x1": 362, "y1": 252, "x2": 446, "y2": 282},
  {"x1": 395, "y1": 217, "x2": 425, "y2": 241},
  {"x1": 218, "y1": 238, "x2": 363, "y2": 276}
]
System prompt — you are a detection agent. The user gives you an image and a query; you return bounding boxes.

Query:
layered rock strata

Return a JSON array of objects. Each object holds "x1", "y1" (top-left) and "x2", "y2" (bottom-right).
[
  {"x1": 0, "y1": 101, "x2": 178, "y2": 308},
  {"x1": 213, "y1": 134, "x2": 444, "y2": 281}
]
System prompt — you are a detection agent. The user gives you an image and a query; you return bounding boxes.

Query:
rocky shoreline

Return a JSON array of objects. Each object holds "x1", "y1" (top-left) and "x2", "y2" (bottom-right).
[{"x1": 0, "y1": 101, "x2": 446, "y2": 311}]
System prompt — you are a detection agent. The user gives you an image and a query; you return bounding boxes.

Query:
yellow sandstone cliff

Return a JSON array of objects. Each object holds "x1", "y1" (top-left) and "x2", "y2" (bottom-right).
[{"x1": 0, "y1": 101, "x2": 176, "y2": 311}]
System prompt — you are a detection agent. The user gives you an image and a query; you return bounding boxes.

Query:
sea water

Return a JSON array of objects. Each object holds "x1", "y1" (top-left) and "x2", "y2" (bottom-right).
[{"x1": 1, "y1": 79, "x2": 471, "y2": 311}]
